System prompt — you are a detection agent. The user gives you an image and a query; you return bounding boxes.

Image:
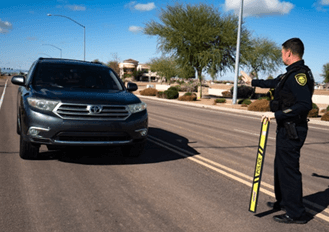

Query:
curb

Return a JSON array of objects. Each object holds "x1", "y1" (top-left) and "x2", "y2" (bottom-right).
[{"x1": 137, "y1": 95, "x2": 329, "y2": 127}]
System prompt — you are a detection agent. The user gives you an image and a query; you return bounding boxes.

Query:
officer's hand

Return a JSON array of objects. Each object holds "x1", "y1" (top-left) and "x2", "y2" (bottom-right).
[
  {"x1": 240, "y1": 70, "x2": 252, "y2": 86},
  {"x1": 261, "y1": 112, "x2": 275, "y2": 122}
]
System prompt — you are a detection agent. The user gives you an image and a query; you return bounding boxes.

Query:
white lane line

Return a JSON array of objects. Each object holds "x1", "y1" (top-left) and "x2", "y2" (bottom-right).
[
  {"x1": 149, "y1": 135, "x2": 274, "y2": 191},
  {"x1": 0, "y1": 78, "x2": 9, "y2": 110},
  {"x1": 234, "y1": 128, "x2": 276, "y2": 140},
  {"x1": 147, "y1": 135, "x2": 329, "y2": 222}
]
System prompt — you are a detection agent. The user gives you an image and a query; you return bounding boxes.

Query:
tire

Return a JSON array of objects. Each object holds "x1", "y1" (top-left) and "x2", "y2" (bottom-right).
[
  {"x1": 16, "y1": 117, "x2": 21, "y2": 135},
  {"x1": 19, "y1": 135, "x2": 39, "y2": 160},
  {"x1": 121, "y1": 141, "x2": 146, "y2": 158}
]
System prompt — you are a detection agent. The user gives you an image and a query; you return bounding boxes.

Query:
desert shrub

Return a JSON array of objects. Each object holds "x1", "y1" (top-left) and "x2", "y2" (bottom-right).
[
  {"x1": 327, "y1": 105, "x2": 329, "y2": 111},
  {"x1": 248, "y1": 99, "x2": 270, "y2": 112},
  {"x1": 214, "y1": 98, "x2": 226, "y2": 104},
  {"x1": 178, "y1": 93, "x2": 197, "y2": 101},
  {"x1": 321, "y1": 111, "x2": 329, "y2": 121},
  {"x1": 177, "y1": 82, "x2": 198, "y2": 92},
  {"x1": 156, "y1": 91, "x2": 165, "y2": 98},
  {"x1": 230, "y1": 85, "x2": 255, "y2": 99},
  {"x1": 164, "y1": 88, "x2": 179, "y2": 99},
  {"x1": 140, "y1": 88, "x2": 158, "y2": 96},
  {"x1": 320, "y1": 109, "x2": 327, "y2": 113},
  {"x1": 222, "y1": 91, "x2": 232, "y2": 98},
  {"x1": 308, "y1": 109, "x2": 318, "y2": 118},
  {"x1": 308, "y1": 103, "x2": 319, "y2": 117},
  {"x1": 238, "y1": 98, "x2": 252, "y2": 105}
]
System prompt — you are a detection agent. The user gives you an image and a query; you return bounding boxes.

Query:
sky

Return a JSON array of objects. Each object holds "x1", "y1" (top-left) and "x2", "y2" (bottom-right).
[{"x1": 0, "y1": 0, "x2": 328, "y2": 83}]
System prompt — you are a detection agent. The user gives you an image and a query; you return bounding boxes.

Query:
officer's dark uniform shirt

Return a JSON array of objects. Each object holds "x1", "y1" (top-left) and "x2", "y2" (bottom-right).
[{"x1": 251, "y1": 60, "x2": 313, "y2": 125}]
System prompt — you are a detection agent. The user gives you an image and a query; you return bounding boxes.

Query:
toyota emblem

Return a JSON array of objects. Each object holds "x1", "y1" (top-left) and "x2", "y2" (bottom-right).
[{"x1": 89, "y1": 105, "x2": 103, "y2": 114}]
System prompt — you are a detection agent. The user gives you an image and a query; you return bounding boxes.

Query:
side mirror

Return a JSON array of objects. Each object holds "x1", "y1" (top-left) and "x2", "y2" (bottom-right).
[
  {"x1": 126, "y1": 82, "x2": 138, "y2": 92},
  {"x1": 11, "y1": 76, "x2": 25, "y2": 86}
]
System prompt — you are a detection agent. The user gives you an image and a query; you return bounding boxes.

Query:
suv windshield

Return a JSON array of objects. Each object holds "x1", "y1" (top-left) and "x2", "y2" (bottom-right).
[{"x1": 32, "y1": 63, "x2": 123, "y2": 91}]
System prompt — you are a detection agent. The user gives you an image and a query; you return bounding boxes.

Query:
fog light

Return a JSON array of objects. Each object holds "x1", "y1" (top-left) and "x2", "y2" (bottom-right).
[
  {"x1": 29, "y1": 128, "x2": 40, "y2": 136},
  {"x1": 135, "y1": 128, "x2": 148, "y2": 137},
  {"x1": 28, "y1": 127, "x2": 50, "y2": 137}
]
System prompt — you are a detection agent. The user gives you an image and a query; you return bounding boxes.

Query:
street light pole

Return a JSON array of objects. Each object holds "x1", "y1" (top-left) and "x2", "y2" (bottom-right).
[
  {"x1": 42, "y1": 44, "x2": 62, "y2": 58},
  {"x1": 232, "y1": 0, "x2": 244, "y2": 104},
  {"x1": 47, "y1": 14, "x2": 86, "y2": 61}
]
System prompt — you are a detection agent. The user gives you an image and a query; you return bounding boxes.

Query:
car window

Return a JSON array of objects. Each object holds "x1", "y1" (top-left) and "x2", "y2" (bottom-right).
[{"x1": 32, "y1": 63, "x2": 123, "y2": 91}]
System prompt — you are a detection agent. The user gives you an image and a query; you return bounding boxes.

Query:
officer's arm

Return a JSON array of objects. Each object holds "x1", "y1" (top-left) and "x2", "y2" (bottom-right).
[
  {"x1": 251, "y1": 76, "x2": 280, "y2": 88},
  {"x1": 274, "y1": 74, "x2": 312, "y2": 121}
]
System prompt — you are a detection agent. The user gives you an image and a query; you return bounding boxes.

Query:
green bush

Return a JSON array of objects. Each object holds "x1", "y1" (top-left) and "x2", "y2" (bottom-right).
[
  {"x1": 164, "y1": 89, "x2": 179, "y2": 99},
  {"x1": 214, "y1": 98, "x2": 226, "y2": 103},
  {"x1": 238, "y1": 98, "x2": 252, "y2": 105},
  {"x1": 312, "y1": 103, "x2": 319, "y2": 109},
  {"x1": 184, "y1": 92, "x2": 193, "y2": 96},
  {"x1": 230, "y1": 85, "x2": 255, "y2": 99},
  {"x1": 326, "y1": 105, "x2": 329, "y2": 111},
  {"x1": 167, "y1": 86, "x2": 179, "y2": 92}
]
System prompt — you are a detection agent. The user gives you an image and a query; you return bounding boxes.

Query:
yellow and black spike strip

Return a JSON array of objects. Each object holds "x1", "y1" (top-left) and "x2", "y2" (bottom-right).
[{"x1": 249, "y1": 118, "x2": 270, "y2": 213}]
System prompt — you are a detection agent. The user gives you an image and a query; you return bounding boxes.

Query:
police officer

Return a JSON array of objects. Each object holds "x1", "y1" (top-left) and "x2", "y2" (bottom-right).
[{"x1": 242, "y1": 38, "x2": 314, "y2": 224}]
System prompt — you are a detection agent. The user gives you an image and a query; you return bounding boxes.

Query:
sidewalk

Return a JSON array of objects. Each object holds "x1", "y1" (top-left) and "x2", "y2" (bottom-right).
[{"x1": 136, "y1": 93, "x2": 329, "y2": 127}]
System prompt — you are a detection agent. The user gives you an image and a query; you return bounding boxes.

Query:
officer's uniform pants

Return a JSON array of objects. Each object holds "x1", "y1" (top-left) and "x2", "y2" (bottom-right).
[{"x1": 274, "y1": 125, "x2": 308, "y2": 219}]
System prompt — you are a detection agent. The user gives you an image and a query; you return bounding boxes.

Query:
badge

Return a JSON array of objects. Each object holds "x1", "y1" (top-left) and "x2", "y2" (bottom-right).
[{"x1": 295, "y1": 73, "x2": 307, "y2": 86}]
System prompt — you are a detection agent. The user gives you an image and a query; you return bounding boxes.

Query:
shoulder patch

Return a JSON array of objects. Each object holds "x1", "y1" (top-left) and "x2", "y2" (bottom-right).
[{"x1": 295, "y1": 73, "x2": 307, "y2": 86}]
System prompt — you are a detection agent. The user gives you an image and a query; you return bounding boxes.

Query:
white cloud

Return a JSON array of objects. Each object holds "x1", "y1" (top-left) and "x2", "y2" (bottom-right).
[
  {"x1": 0, "y1": 19, "x2": 13, "y2": 34},
  {"x1": 125, "y1": 1, "x2": 136, "y2": 9},
  {"x1": 313, "y1": 0, "x2": 329, "y2": 11},
  {"x1": 224, "y1": 0, "x2": 294, "y2": 17},
  {"x1": 134, "y1": 2, "x2": 156, "y2": 11},
  {"x1": 66, "y1": 5, "x2": 86, "y2": 11},
  {"x1": 125, "y1": 2, "x2": 156, "y2": 11},
  {"x1": 321, "y1": 0, "x2": 329, "y2": 5},
  {"x1": 129, "y1": 26, "x2": 143, "y2": 33}
]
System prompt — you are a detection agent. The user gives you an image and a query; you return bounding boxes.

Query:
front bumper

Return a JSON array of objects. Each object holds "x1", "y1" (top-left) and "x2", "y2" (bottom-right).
[{"x1": 21, "y1": 106, "x2": 148, "y2": 146}]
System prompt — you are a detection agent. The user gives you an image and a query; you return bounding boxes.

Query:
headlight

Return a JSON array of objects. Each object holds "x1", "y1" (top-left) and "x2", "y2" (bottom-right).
[
  {"x1": 128, "y1": 102, "x2": 147, "y2": 114},
  {"x1": 27, "y1": 97, "x2": 60, "y2": 111}
]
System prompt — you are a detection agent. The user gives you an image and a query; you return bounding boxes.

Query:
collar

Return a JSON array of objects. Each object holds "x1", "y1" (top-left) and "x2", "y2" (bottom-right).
[{"x1": 286, "y1": 60, "x2": 304, "y2": 72}]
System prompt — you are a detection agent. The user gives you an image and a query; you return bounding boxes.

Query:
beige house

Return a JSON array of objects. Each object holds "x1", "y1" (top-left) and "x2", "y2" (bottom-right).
[{"x1": 119, "y1": 59, "x2": 160, "y2": 81}]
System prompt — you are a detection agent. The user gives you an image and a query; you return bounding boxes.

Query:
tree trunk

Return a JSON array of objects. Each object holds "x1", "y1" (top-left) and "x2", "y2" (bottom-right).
[{"x1": 198, "y1": 69, "x2": 202, "y2": 98}]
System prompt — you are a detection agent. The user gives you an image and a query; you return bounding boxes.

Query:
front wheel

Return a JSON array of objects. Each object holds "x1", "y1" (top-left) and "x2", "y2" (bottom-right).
[
  {"x1": 121, "y1": 141, "x2": 146, "y2": 158},
  {"x1": 19, "y1": 135, "x2": 39, "y2": 160}
]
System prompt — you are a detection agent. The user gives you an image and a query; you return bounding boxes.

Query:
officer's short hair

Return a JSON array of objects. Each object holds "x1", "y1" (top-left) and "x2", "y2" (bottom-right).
[{"x1": 282, "y1": 38, "x2": 304, "y2": 58}]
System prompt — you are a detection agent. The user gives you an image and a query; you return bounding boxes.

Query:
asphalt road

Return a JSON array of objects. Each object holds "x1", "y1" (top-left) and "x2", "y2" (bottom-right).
[{"x1": 0, "y1": 78, "x2": 328, "y2": 232}]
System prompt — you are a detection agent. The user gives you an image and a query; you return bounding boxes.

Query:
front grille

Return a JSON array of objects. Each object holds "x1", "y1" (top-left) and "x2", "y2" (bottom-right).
[
  {"x1": 54, "y1": 103, "x2": 130, "y2": 120},
  {"x1": 53, "y1": 132, "x2": 132, "y2": 144}
]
